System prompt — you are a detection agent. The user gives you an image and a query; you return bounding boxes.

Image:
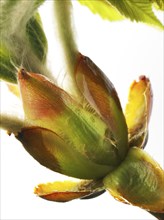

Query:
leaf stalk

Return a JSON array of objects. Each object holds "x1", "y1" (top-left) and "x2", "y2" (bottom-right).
[{"x1": 53, "y1": 0, "x2": 80, "y2": 97}]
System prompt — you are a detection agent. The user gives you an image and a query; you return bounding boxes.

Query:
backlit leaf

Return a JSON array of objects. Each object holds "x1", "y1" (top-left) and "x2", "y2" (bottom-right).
[
  {"x1": 18, "y1": 69, "x2": 123, "y2": 168},
  {"x1": 78, "y1": 0, "x2": 124, "y2": 21},
  {"x1": 151, "y1": 0, "x2": 164, "y2": 10},
  {"x1": 107, "y1": 0, "x2": 164, "y2": 29},
  {"x1": 75, "y1": 54, "x2": 128, "y2": 161},
  {"x1": 0, "y1": 0, "x2": 45, "y2": 38},
  {"x1": 103, "y1": 147, "x2": 164, "y2": 212},
  {"x1": 26, "y1": 13, "x2": 48, "y2": 62},
  {"x1": 34, "y1": 179, "x2": 104, "y2": 202},
  {"x1": 125, "y1": 76, "x2": 153, "y2": 148},
  {"x1": 0, "y1": 0, "x2": 49, "y2": 83},
  {"x1": 17, "y1": 127, "x2": 113, "y2": 179},
  {"x1": 0, "y1": 45, "x2": 17, "y2": 83}
]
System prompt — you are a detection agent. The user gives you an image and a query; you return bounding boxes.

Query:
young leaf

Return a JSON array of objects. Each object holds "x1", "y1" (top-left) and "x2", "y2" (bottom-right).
[
  {"x1": 151, "y1": 0, "x2": 164, "y2": 10},
  {"x1": 0, "y1": 0, "x2": 45, "y2": 38},
  {"x1": 18, "y1": 69, "x2": 122, "y2": 169},
  {"x1": 34, "y1": 180, "x2": 93, "y2": 202},
  {"x1": 125, "y1": 76, "x2": 153, "y2": 148},
  {"x1": 34, "y1": 179, "x2": 104, "y2": 202},
  {"x1": 103, "y1": 147, "x2": 164, "y2": 213},
  {"x1": 0, "y1": 0, "x2": 51, "y2": 83},
  {"x1": 17, "y1": 127, "x2": 113, "y2": 179},
  {"x1": 107, "y1": 0, "x2": 164, "y2": 29},
  {"x1": 78, "y1": 0, "x2": 124, "y2": 21},
  {"x1": 26, "y1": 13, "x2": 48, "y2": 63},
  {"x1": 0, "y1": 45, "x2": 17, "y2": 83},
  {"x1": 75, "y1": 54, "x2": 128, "y2": 161}
]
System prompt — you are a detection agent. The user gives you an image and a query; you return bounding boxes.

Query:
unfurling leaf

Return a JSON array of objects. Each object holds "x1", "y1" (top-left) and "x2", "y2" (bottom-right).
[
  {"x1": 0, "y1": 0, "x2": 45, "y2": 38},
  {"x1": 26, "y1": 13, "x2": 48, "y2": 63},
  {"x1": 0, "y1": 0, "x2": 48, "y2": 83},
  {"x1": 34, "y1": 179, "x2": 104, "y2": 202},
  {"x1": 125, "y1": 76, "x2": 153, "y2": 148},
  {"x1": 152, "y1": 0, "x2": 164, "y2": 10},
  {"x1": 78, "y1": 0, "x2": 164, "y2": 29},
  {"x1": 103, "y1": 147, "x2": 164, "y2": 213},
  {"x1": 17, "y1": 68, "x2": 121, "y2": 178},
  {"x1": 107, "y1": 0, "x2": 164, "y2": 29},
  {"x1": 0, "y1": 45, "x2": 17, "y2": 83},
  {"x1": 18, "y1": 69, "x2": 125, "y2": 172},
  {"x1": 78, "y1": 0, "x2": 124, "y2": 21},
  {"x1": 17, "y1": 127, "x2": 112, "y2": 179},
  {"x1": 75, "y1": 54, "x2": 128, "y2": 160}
]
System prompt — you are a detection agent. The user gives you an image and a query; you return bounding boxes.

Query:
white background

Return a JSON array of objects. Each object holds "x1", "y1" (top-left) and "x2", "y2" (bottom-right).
[{"x1": 0, "y1": 1, "x2": 163, "y2": 219}]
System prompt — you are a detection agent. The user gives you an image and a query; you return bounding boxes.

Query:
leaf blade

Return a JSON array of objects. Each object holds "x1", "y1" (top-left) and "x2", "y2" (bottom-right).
[
  {"x1": 26, "y1": 13, "x2": 48, "y2": 62},
  {"x1": 17, "y1": 127, "x2": 113, "y2": 179},
  {"x1": 0, "y1": 0, "x2": 50, "y2": 83},
  {"x1": 103, "y1": 147, "x2": 164, "y2": 212},
  {"x1": 107, "y1": 0, "x2": 164, "y2": 29},
  {"x1": 125, "y1": 76, "x2": 153, "y2": 148},
  {"x1": 18, "y1": 69, "x2": 122, "y2": 168},
  {"x1": 78, "y1": 0, "x2": 124, "y2": 21},
  {"x1": 0, "y1": 45, "x2": 17, "y2": 83},
  {"x1": 75, "y1": 54, "x2": 128, "y2": 161},
  {"x1": 34, "y1": 179, "x2": 104, "y2": 202},
  {"x1": 0, "y1": 0, "x2": 45, "y2": 38},
  {"x1": 152, "y1": 0, "x2": 164, "y2": 10}
]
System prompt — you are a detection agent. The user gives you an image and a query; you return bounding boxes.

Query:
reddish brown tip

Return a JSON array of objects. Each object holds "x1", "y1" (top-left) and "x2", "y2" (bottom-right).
[{"x1": 18, "y1": 68, "x2": 29, "y2": 80}]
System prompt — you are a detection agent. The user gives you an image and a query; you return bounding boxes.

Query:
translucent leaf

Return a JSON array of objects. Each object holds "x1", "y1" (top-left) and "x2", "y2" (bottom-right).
[
  {"x1": 125, "y1": 76, "x2": 153, "y2": 148},
  {"x1": 152, "y1": 0, "x2": 164, "y2": 10},
  {"x1": 0, "y1": 0, "x2": 45, "y2": 38},
  {"x1": 26, "y1": 13, "x2": 48, "y2": 62},
  {"x1": 0, "y1": 45, "x2": 17, "y2": 83},
  {"x1": 7, "y1": 83, "x2": 20, "y2": 97},
  {"x1": 103, "y1": 147, "x2": 164, "y2": 212},
  {"x1": 17, "y1": 127, "x2": 112, "y2": 179},
  {"x1": 78, "y1": 0, "x2": 124, "y2": 21},
  {"x1": 75, "y1": 54, "x2": 128, "y2": 161},
  {"x1": 18, "y1": 69, "x2": 123, "y2": 168},
  {"x1": 0, "y1": 0, "x2": 49, "y2": 83},
  {"x1": 107, "y1": 0, "x2": 164, "y2": 29},
  {"x1": 34, "y1": 179, "x2": 104, "y2": 202}
]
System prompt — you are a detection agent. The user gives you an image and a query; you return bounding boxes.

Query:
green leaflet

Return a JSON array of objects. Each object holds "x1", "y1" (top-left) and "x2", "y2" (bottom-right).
[
  {"x1": 0, "y1": 0, "x2": 49, "y2": 83},
  {"x1": 78, "y1": 0, "x2": 164, "y2": 29},
  {"x1": 151, "y1": 0, "x2": 164, "y2": 10},
  {"x1": 103, "y1": 147, "x2": 164, "y2": 213},
  {"x1": 78, "y1": 0, "x2": 124, "y2": 21},
  {"x1": 26, "y1": 13, "x2": 48, "y2": 62},
  {"x1": 107, "y1": 0, "x2": 164, "y2": 29},
  {"x1": 0, "y1": 46, "x2": 17, "y2": 83},
  {"x1": 17, "y1": 127, "x2": 113, "y2": 179},
  {"x1": 0, "y1": 12, "x2": 48, "y2": 83},
  {"x1": 75, "y1": 54, "x2": 128, "y2": 161},
  {"x1": 0, "y1": 0, "x2": 45, "y2": 38},
  {"x1": 18, "y1": 69, "x2": 122, "y2": 168}
]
